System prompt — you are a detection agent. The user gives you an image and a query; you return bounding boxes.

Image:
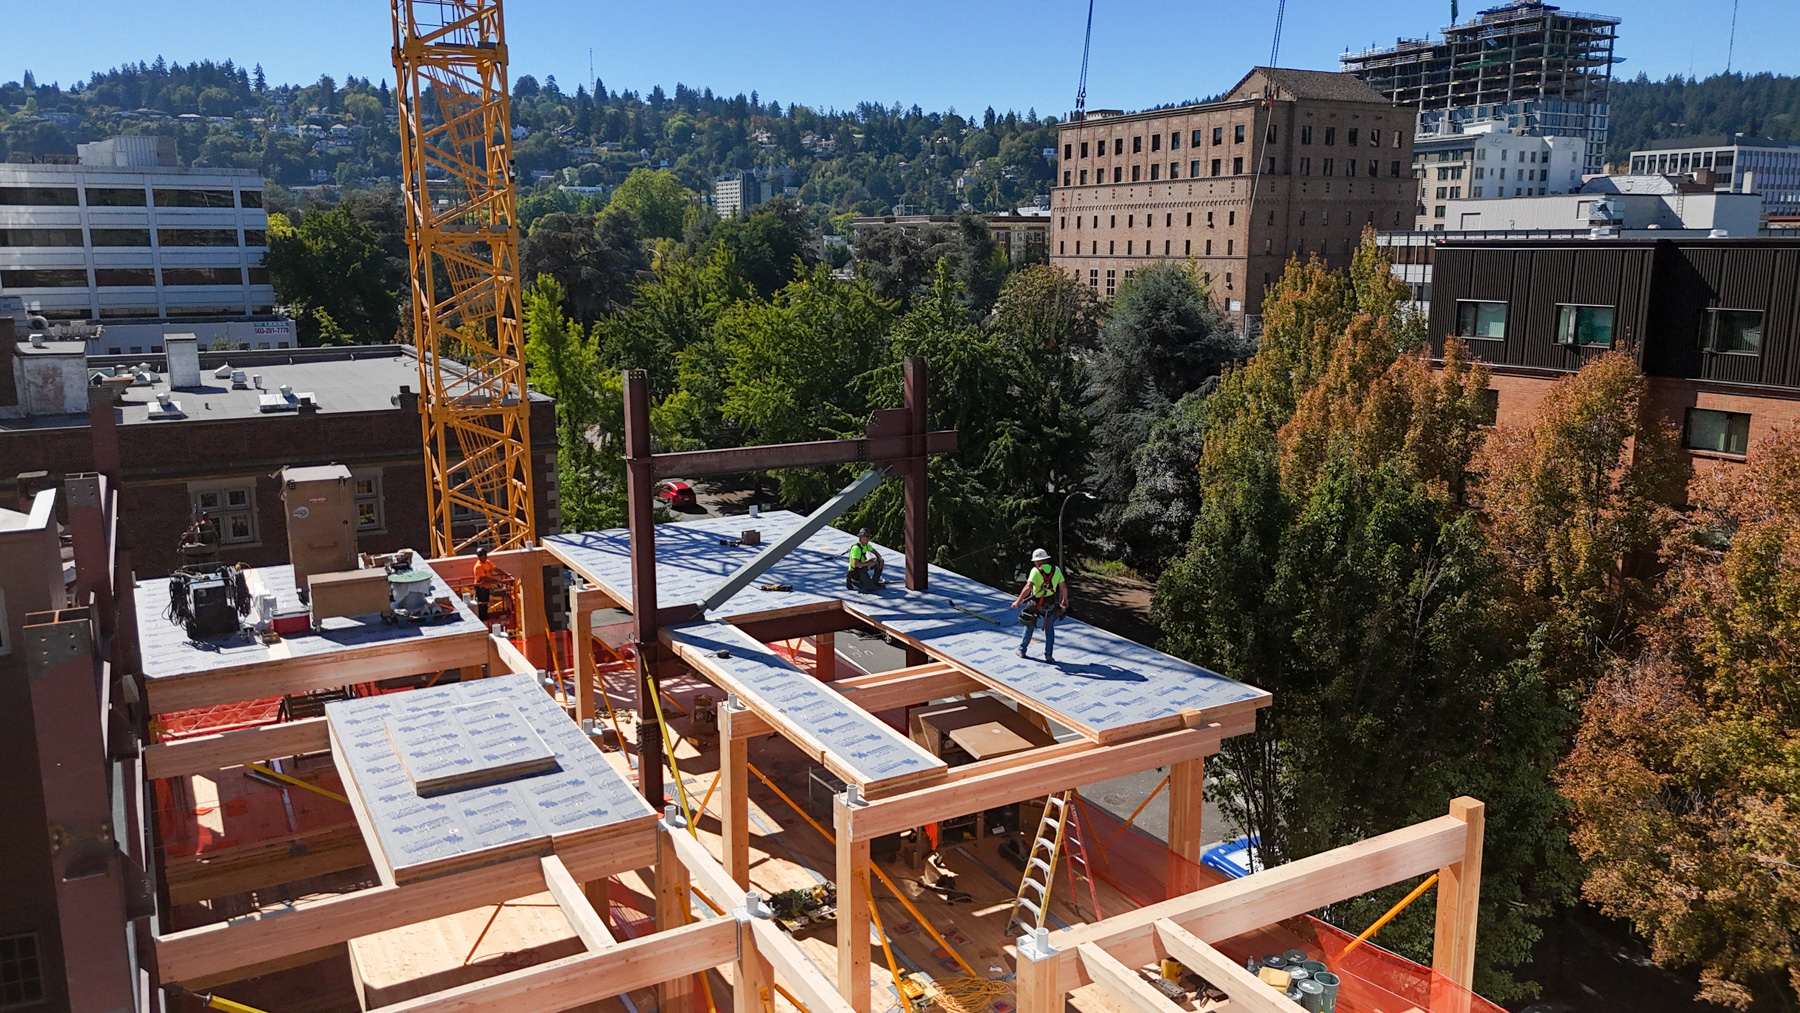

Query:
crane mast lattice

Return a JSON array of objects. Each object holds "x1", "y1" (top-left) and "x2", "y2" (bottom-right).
[{"x1": 391, "y1": 0, "x2": 536, "y2": 557}]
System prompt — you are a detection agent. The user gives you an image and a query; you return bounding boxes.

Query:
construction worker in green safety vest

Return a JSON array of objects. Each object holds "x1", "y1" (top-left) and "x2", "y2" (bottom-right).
[
  {"x1": 1012, "y1": 548, "x2": 1069, "y2": 663},
  {"x1": 844, "y1": 528, "x2": 885, "y2": 592}
]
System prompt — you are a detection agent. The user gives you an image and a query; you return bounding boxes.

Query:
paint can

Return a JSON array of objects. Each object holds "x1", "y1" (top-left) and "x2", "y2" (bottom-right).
[
  {"x1": 1302, "y1": 960, "x2": 1328, "y2": 975},
  {"x1": 1283, "y1": 949, "x2": 1308, "y2": 966},
  {"x1": 1296, "y1": 979, "x2": 1327, "y2": 1012},
  {"x1": 1260, "y1": 954, "x2": 1287, "y2": 970},
  {"x1": 1288, "y1": 966, "x2": 1311, "y2": 983},
  {"x1": 1312, "y1": 971, "x2": 1340, "y2": 1013}
]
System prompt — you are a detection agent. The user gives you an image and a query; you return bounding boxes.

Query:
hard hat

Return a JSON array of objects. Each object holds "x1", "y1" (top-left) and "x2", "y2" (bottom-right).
[
  {"x1": 857, "y1": 528, "x2": 871, "y2": 537},
  {"x1": 1031, "y1": 548, "x2": 1051, "y2": 561}
]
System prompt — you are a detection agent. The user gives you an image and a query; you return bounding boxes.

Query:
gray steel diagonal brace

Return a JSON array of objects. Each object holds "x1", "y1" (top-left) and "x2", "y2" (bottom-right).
[{"x1": 697, "y1": 468, "x2": 885, "y2": 615}]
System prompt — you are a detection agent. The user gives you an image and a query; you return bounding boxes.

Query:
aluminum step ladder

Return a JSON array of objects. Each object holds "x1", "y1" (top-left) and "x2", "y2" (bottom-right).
[{"x1": 1006, "y1": 790, "x2": 1102, "y2": 937}]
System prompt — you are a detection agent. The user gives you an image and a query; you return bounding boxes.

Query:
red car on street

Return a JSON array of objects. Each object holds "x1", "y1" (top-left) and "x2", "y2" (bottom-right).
[{"x1": 656, "y1": 480, "x2": 697, "y2": 508}]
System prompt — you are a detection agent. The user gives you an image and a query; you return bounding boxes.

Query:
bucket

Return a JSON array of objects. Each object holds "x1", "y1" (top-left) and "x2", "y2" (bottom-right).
[
  {"x1": 1296, "y1": 979, "x2": 1326, "y2": 1012},
  {"x1": 1312, "y1": 971, "x2": 1340, "y2": 1013},
  {"x1": 389, "y1": 568, "x2": 434, "y2": 603},
  {"x1": 1283, "y1": 949, "x2": 1308, "y2": 966}
]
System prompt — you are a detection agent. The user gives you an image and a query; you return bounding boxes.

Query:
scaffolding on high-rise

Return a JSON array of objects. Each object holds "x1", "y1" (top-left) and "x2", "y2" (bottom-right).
[
  {"x1": 392, "y1": 0, "x2": 537, "y2": 557},
  {"x1": 1341, "y1": 1, "x2": 1621, "y2": 172}
]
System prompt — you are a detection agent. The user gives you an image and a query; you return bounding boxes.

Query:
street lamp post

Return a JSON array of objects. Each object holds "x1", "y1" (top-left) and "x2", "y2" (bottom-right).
[{"x1": 1058, "y1": 491, "x2": 1097, "y2": 570}]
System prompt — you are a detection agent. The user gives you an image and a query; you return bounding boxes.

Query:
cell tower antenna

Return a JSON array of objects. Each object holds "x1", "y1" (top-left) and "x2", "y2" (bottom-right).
[{"x1": 1074, "y1": 0, "x2": 1095, "y2": 120}]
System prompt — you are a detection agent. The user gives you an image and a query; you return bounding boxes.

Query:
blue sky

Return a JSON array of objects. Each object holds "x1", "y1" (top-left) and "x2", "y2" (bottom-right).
[{"x1": 9, "y1": 0, "x2": 1798, "y2": 116}]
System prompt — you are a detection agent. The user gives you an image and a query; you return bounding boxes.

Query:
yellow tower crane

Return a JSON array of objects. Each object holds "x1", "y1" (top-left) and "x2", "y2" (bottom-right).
[{"x1": 391, "y1": 0, "x2": 536, "y2": 556}]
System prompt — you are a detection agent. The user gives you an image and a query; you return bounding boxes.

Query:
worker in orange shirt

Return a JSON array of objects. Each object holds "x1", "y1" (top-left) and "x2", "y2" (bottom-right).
[{"x1": 472, "y1": 546, "x2": 507, "y2": 622}]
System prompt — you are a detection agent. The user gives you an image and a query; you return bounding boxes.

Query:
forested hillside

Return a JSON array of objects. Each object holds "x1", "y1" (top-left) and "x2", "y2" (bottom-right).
[
  {"x1": 0, "y1": 59, "x2": 1058, "y2": 223},
  {"x1": 1608, "y1": 71, "x2": 1800, "y2": 160}
]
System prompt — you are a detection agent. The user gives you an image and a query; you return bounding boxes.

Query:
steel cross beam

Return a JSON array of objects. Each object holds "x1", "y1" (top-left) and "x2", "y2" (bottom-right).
[{"x1": 619, "y1": 356, "x2": 954, "y2": 802}]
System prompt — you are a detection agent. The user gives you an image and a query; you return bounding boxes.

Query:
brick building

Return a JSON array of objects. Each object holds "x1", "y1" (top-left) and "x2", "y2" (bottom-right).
[
  {"x1": 1427, "y1": 237, "x2": 1800, "y2": 479},
  {"x1": 0, "y1": 342, "x2": 559, "y2": 576},
  {"x1": 1051, "y1": 67, "x2": 1417, "y2": 324}
]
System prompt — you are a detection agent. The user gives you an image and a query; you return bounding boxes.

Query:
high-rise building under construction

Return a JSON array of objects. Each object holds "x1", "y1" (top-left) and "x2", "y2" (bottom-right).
[{"x1": 1340, "y1": 1, "x2": 1620, "y2": 174}]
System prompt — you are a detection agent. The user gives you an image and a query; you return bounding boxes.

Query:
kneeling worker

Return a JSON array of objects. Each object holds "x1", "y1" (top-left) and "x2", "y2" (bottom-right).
[
  {"x1": 846, "y1": 528, "x2": 884, "y2": 592},
  {"x1": 1012, "y1": 548, "x2": 1068, "y2": 662}
]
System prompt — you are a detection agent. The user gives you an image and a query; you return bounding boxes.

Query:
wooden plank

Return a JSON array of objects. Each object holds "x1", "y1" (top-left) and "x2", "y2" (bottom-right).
[
  {"x1": 144, "y1": 718, "x2": 330, "y2": 780},
  {"x1": 750, "y1": 918, "x2": 859, "y2": 1013},
  {"x1": 570, "y1": 585, "x2": 606, "y2": 724},
  {"x1": 654, "y1": 823, "x2": 696, "y2": 1013},
  {"x1": 145, "y1": 630, "x2": 489, "y2": 715},
  {"x1": 1431, "y1": 797, "x2": 1485, "y2": 990},
  {"x1": 489, "y1": 633, "x2": 535, "y2": 676},
  {"x1": 720, "y1": 663, "x2": 978, "y2": 741},
  {"x1": 1151, "y1": 920, "x2": 1296, "y2": 1013},
  {"x1": 1015, "y1": 948, "x2": 1063, "y2": 1013},
  {"x1": 1039, "y1": 813, "x2": 1472, "y2": 995},
  {"x1": 721, "y1": 704, "x2": 751, "y2": 887},
  {"x1": 843, "y1": 726, "x2": 1226, "y2": 841},
  {"x1": 155, "y1": 834, "x2": 655, "y2": 985},
  {"x1": 663, "y1": 820, "x2": 748, "y2": 913},
  {"x1": 1167, "y1": 758, "x2": 1204, "y2": 894},
  {"x1": 1076, "y1": 943, "x2": 1185, "y2": 1013},
  {"x1": 835, "y1": 825, "x2": 871, "y2": 1013},
  {"x1": 662, "y1": 623, "x2": 946, "y2": 794},
  {"x1": 182, "y1": 944, "x2": 344, "y2": 993},
  {"x1": 373, "y1": 917, "x2": 736, "y2": 1013},
  {"x1": 541, "y1": 855, "x2": 614, "y2": 951}
]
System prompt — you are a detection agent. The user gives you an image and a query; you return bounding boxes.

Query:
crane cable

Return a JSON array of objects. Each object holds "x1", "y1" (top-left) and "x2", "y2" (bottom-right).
[{"x1": 1074, "y1": 0, "x2": 1096, "y2": 120}]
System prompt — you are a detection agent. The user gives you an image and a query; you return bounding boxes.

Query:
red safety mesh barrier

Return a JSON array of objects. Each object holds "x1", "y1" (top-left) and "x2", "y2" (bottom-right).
[{"x1": 1072, "y1": 794, "x2": 1506, "y2": 1013}]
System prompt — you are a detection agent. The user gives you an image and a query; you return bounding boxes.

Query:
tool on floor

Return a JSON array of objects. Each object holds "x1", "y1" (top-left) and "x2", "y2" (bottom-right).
[
  {"x1": 767, "y1": 884, "x2": 836, "y2": 930},
  {"x1": 1005, "y1": 791, "x2": 1101, "y2": 937}
]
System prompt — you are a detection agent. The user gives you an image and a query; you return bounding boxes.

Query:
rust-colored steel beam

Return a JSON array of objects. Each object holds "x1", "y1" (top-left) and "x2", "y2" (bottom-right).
[
  {"x1": 903, "y1": 355, "x2": 929, "y2": 592},
  {"x1": 623, "y1": 369, "x2": 662, "y2": 805}
]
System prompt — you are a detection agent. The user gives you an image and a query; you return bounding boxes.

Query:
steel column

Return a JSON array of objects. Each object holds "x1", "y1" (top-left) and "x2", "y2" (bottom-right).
[
  {"x1": 624, "y1": 369, "x2": 663, "y2": 806},
  {"x1": 902, "y1": 355, "x2": 928, "y2": 592}
]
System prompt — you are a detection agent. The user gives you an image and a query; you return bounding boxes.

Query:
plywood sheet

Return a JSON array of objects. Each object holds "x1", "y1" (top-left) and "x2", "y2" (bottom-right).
[
  {"x1": 137, "y1": 563, "x2": 483, "y2": 680},
  {"x1": 384, "y1": 699, "x2": 558, "y2": 796},
  {"x1": 348, "y1": 891, "x2": 589, "y2": 1009},
  {"x1": 326, "y1": 674, "x2": 656, "y2": 883},
  {"x1": 547, "y1": 513, "x2": 1270, "y2": 740}
]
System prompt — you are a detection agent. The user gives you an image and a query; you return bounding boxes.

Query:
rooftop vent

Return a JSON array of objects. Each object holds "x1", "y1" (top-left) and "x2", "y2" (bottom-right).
[
  {"x1": 146, "y1": 392, "x2": 185, "y2": 419},
  {"x1": 231, "y1": 370, "x2": 248, "y2": 389},
  {"x1": 214, "y1": 363, "x2": 233, "y2": 379}
]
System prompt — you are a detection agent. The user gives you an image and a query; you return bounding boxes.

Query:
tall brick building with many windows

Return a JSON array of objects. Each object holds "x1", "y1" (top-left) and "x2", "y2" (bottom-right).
[{"x1": 1051, "y1": 68, "x2": 1417, "y2": 325}]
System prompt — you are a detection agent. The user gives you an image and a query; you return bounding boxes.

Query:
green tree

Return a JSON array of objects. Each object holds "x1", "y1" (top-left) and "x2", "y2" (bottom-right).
[
  {"x1": 605, "y1": 168, "x2": 693, "y2": 241},
  {"x1": 524, "y1": 274, "x2": 624, "y2": 530},
  {"x1": 520, "y1": 208, "x2": 649, "y2": 325},
  {"x1": 1089, "y1": 261, "x2": 1245, "y2": 564},
  {"x1": 708, "y1": 196, "x2": 814, "y2": 298},
  {"x1": 263, "y1": 208, "x2": 400, "y2": 345}
]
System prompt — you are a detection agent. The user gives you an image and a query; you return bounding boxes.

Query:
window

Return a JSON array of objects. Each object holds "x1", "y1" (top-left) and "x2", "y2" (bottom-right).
[
  {"x1": 1267, "y1": 122, "x2": 1278, "y2": 143},
  {"x1": 1063, "y1": 171, "x2": 1071, "y2": 186},
  {"x1": 1127, "y1": 215, "x2": 1134, "y2": 228},
  {"x1": 1323, "y1": 158, "x2": 1334, "y2": 176},
  {"x1": 1079, "y1": 169, "x2": 1088, "y2": 184},
  {"x1": 1113, "y1": 167, "x2": 1123, "y2": 182},
  {"x1": 1368, "y1": 160, "x2": 1378, "y2": 177},
  {"x1": 354, "y1": 473, "x2": 384, "y2": 532},
  {"x1": 247, "y1": 268, "x2": 271, "y2": 286},
  {"x1": 91, "y1": 228, "x2": 153, "y2": 246},
  {"x1": 1472, "y1": 186, "x2": 1484, "y2": 198},
  {"x1": 1212, "y1": 127, "x2": 1223, "y2": 145},
  {"x1": 1165, "y1": 213, "x2": 1172, "y2": 227},
  {"x1": 1064, "y1": 143, "x2": 1073, "y2": 160},
  {"x1": 1080, "y1": 141, "x2": 1089, "y2": 158},
  {"x1": 1190, "y1": 160, "x2": 1201, "y2": 177},
  {"x1": 1706, "y1": 309, "x2": 1763, "y2": 354},
  {"x1": 1127, "y1": 240, "x2": 1133, "y2": 254},
  {"x1": 1109, "y1": 241, "x2": 1115, "y2": 254},
  {"x1": 0, "y1": 269, "x2": 86, "y2": 288},
  {"x1": 1228, "y1": 211, "x2": 1235, "y2": 226},
  {"x1": 1475, "y1": 388, "x2": 1499, "y2": 426},
  {"x1": 1324, "y1": 127, "x2": 1336, "y2": 145},
  {"x1": 1192, "y1": 130, "x2": 1204, "y2": 146},
  {"x1": 239, "y1": 190, "x2": 264, "y2": 208},
  {"x1": 1227, "y1": 239, "x2": 1234, "y2": 255},
  {"x1": 1370, "y1": 129, "x2": 1381, "y2": 147},
  {"x1": 1436, "y1": 186, "x2": 1447, "y2": 199},
  {"x1": 1683, "y1": 408, "x2": 1750, "y2": 456},
  {"x1": 0, "y1": 228, "x2": 83, "y2": 247},
  {"x1": 96, "y1": 269, "x2": 156, "y2": 286},
  {"x1": 1347, "y1": 128, "x2": 1358, "y2": 146},
  {"x1": 1344, "y1": 160, "x2": 1357, "y2": 178},
  {"x1": 1301, "y1": 125, "x2": 1313, "y2": 144},
  {"x1": 1110, "y1": 215, "x2": 1116, "y2": 228},
  {"x1": 1455, "y1": 300, "x2": 1507, "y2": 340},
  {"x1": 0, "y1": 933, "x2": 43, "y2": 1008},
  {"x1": 158, "y1": 229, "x2": 240, "y2": 247},
  {"x1": 1299, "y1": 157, "x2": 1311, "y2": 176},
  {"x1": 163, "y1": 267, "x2": 244, "y2": 286},
  {"x1": 1392, "y1": 130, "x2": 1405, "y2": 149},
  {"x1": 1206, "y1": 211, "x2": 1214, "y2": 227},
  {"x1": 86, "y1": 186, "x2": 148, "y2": 207},
  {"x1": 1170, "y1": 161, "x2": 1179, "y2": 179},
  {"x1": 1234, "y1": 124, "x2": 1245, "y2": 144},
  {"x1": 1391, "y1": 160, "x2": 1402, "y2": 177},
  {"x1": 1170, "y1": 132, "x2": 1180, "y2": 150},
  {"x1": 1149, "y1": 163, "x2": 1159, "y2": 181},
  {"x1": 1185, "y1": 239, "x2": 1191, "y2": 254},
  {"x1": 1105, "y1": 269, "x2": 1116, "y2": 296},
  {"x1": 1555, "y1": 305, "x2": 1615, "y2": 347},
  {"x1": 1089, "y1": 270, "x2": 1099, "y2": 289},
  {"x1": 1114, "y1": 138, "x2": 1124, "y2": 155},
  {"x1": 1232, "y1": 156, "x2": 1243, "y2": 174},
  {"x1": 0, "y1": 187, "x2": 78, "y2": 206},
  {"x1": 1266, "y1": 156, "x2": 1276, "y2": 173},
  {"x1": 1150, "y1": 134, "x2": 1161, "y2": 152},
  {"x1": 1210, "y1": 159, "x2": 1221, "y2": 177},
  {"x1": 1133, "y1": 136, "x2": 1143, "y2": 154},
  {"x1": 193, "y1": 482, "x2": 257, "y2": 544},
  {"x1": 154, "y1": 189, "x2": 236, "y2": 208},
  {"x1": 1205, "y1": 240, "x2": 1212, "y2": 254}
]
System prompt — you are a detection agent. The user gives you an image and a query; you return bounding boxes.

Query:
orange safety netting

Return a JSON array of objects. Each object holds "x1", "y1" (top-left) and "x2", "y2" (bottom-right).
[
  {"x1": 1073, "y1": 795, "x2": 1506, "y2": 1013},
  {"x1": 151, "y1": 697, "x2": 284, "y2": 742}
]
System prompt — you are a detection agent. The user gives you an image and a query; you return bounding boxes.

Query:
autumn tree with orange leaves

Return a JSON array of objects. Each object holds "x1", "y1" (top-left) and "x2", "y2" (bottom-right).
[{"x1": 1561, "y1": 427, "x2": 1800, "y2": 1008}]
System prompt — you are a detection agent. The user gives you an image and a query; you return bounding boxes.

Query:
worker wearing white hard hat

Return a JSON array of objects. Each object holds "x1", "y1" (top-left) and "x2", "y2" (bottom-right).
[{"x1": 1011, "y1": 548, "x2": 1069, "y2": 663}]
